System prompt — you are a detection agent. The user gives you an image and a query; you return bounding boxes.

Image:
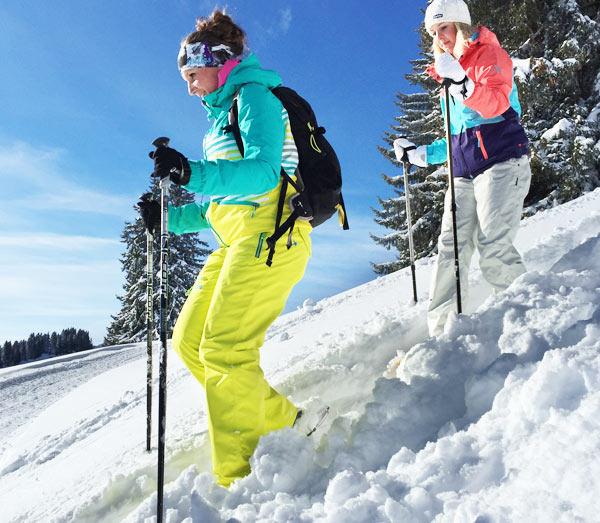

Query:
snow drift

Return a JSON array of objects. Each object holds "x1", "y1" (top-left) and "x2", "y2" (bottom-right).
[{"x1": 1, "y1": 189, "x2": 599, "y2": 523}]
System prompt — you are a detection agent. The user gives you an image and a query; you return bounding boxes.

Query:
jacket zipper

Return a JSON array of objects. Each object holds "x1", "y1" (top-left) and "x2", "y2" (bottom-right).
[
  {"x1": 215, "y1": 199, "x2": 260, "y2": 216},
  {"x1": 475, "y1": 130, "x2": 489, "y2": 159},
  {"x1": 255, "y1": 232, "x2": 266, "y2": 258}
]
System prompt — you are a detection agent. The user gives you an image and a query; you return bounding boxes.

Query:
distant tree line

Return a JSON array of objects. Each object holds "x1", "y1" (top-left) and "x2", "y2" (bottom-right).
[{"x1": 0, "y1": 328, "x2": 94, "y2": 368}]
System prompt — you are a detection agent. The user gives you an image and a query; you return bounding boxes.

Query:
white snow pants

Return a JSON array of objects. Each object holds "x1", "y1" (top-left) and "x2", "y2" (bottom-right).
[{"x1": 427, "y1": 156, "x2": 532, "y2": 336}]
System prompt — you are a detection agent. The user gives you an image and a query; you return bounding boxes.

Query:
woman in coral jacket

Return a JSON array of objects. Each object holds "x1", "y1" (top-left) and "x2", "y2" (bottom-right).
[
  {"x1": 146, "y1": 10, "x2": 311, "y2": 487},
  {"x1": 394, "y1": 0, "x2": 531, "y2": 337}
]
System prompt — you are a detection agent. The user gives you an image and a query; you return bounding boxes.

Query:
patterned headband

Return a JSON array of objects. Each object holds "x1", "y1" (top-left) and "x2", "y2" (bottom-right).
[{"x1": 177, "y1": 42, "x2": 234, "y2": 70}]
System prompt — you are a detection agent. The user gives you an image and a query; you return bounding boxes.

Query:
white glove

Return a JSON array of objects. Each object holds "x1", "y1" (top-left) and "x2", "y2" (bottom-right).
[
  {"x1": 435, "y1": 53, "x2": 475, "y2": 100},
  {"x1": 393, "y1": 138, "x2": 428, "y2": 167},
  {"x1": 435, "y1": 53, "x2": 466, "y2": 82}
]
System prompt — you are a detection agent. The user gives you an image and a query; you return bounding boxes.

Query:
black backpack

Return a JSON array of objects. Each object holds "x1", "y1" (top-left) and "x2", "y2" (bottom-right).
[{"x1": 226, "y1": 85, "x2": 349, "y2": 266}]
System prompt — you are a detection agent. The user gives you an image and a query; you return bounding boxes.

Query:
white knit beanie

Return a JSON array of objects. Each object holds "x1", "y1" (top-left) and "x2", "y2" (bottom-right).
[{"x1": 425, "y1": 0, "x2": 471, "y2": 33}]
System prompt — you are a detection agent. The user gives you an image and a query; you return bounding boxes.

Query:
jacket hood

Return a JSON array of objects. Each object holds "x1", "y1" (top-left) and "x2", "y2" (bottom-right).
[
  {"x1": 202, "y1": 54, "x2": 282, "y2": 117},
  {"x1": 426, "y1": 26, "x2": 501, "y2": 83}
]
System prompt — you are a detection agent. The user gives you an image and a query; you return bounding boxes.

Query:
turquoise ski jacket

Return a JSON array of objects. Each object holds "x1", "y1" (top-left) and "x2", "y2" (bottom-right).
[{"x1": 168, "y1": 54, "x2": 307, "y2": 246}]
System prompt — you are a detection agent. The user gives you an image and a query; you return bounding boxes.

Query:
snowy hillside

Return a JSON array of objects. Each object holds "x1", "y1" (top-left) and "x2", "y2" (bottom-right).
[{"x1": 1, "y1": 188, "x2": 600, "y2": 523}]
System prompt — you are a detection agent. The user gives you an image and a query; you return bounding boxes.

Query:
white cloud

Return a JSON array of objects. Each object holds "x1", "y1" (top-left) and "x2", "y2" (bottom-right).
[
  {"x1": 0, "y1": 141, "x2": 133, "y2": 218},
  {"x1": 0, "y1": 260, "x2": 121, "y2": 308},
  {"x1": 0, "y1": 232, "x2": 119, "y2": 251},
  {"x1": 279, "y1": 7, "x2": 292, "y2": 33},
  {"x1": 251, "y1": 6, "x2": 294, "y2": 49},
  {"x1": 0, "y1": 142, "x2": 131, "y2": 345},
  {"x1": 0, "y1": 232, "x2": 124, "y2": 345}
]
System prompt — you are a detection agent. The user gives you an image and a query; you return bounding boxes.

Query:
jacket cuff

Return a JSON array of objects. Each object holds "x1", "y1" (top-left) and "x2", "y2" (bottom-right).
[
  {"x1": 186, "y1": 160, "x2": 206, "y2": 193},
  {"x1": 409, "y1": 145, "x2": 429, "y2": 167}
]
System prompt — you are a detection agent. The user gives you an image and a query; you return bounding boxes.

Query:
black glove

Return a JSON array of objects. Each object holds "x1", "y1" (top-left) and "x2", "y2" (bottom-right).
[
  {"x1": 148, "y1": 146, "x2": 191, "y2": 185},
  {"x1": 137, "y1": 195, "x2": 161, "y2": 234}
]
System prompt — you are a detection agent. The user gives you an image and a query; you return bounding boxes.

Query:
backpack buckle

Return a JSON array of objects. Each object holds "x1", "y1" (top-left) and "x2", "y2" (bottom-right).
[{"x1": 289, "y1": 192, "x2": 313, "y2": 221}]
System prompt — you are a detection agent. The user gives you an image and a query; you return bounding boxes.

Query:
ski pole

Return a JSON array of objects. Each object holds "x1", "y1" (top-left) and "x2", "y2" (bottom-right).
[
  {"x1": 152, "y1": 136, "x2": 171, "y2": 523},
  {"x1": 442, "y1": 80, "x2": 462, "y2": 314},
  {"x1": 399, "y1": 150, "x2": 418, "y2": 303},
  {"x1": 139, "y1": 193, "x2": 154, "y2": 453}
]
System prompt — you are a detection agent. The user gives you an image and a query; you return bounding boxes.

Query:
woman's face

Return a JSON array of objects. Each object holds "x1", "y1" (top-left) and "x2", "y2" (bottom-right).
[
  {"x1": 430, "y1": 22, "x2": 457, "y2": 54},
  {"x1": 181, "y1": 67, "x2": 221, "y2": 98}
]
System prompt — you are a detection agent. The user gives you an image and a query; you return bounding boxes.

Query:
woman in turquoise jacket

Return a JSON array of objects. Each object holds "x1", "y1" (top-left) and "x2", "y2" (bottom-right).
[{"x1": 148, "y1": 10, "x2": 311, "y2": 487}]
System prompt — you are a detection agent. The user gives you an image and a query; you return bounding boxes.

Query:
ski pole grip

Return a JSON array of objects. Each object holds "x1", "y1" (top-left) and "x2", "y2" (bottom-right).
[
  {"x1": 396, "y1": 135, "x2": 416, "y2": 163},
  {"x1": 152, "y1": 137, "x2": 170, "y2": 149}
]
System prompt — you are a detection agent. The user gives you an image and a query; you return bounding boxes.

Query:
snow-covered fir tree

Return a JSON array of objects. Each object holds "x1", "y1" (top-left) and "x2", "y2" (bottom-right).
[
  {"x1": 372, "y1": 0, "x2": 600, "y2": 274},
  {"x1": 472, "y1": 0, "x2": 600, "y2": 212},
  {"x1": 104, "y1": 182, "x2": 211, "y2": 345},
  {"x1": 372, "y1": 51, "x2": 446, "y2": 275}
]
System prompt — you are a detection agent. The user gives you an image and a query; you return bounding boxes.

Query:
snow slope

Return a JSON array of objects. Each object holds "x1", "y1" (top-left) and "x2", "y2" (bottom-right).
[{"x1": 1, "y1": 188, "x2": 599, "y2": 523}]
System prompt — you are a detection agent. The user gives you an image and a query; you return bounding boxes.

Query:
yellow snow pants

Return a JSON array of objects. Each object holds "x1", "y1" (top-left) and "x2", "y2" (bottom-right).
[{"x1": 172, "y1": 227, "x2": 311, "y2": 487}]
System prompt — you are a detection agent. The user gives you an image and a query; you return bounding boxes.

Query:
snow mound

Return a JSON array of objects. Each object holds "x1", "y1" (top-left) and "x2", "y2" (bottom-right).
[{"x1": 1, "y1": 189, "x2": 600, "y2": 523}]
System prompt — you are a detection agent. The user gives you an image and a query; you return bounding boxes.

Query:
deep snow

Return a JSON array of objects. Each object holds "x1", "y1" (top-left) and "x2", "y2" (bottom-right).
[{"x1": 1, "y1": 188, "x2": 599, "y2": 523}]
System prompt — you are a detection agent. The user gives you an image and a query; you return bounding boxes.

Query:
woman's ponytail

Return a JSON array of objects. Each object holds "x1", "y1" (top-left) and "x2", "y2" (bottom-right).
[{"x1": 183, "y1": 9, "x2": 247, "y2": 57}]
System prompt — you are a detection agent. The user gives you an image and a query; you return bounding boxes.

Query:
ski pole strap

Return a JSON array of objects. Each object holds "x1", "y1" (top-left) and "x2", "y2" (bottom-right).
[
  {"x1": 442, "y1": 76, "x2": 468, "y2": 86},
  {"x1": 442, "y1": 76, "x2": 469, "y2": 99},
  {"x1": 401, "y1": 145, "x2": 416, "y2": 164}
]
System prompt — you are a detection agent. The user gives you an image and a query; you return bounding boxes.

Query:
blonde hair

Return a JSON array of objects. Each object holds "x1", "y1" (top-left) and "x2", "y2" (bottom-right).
[
  {"x1": 182, "y1": 8, "x2": 247, "y2": 57},
  {"x1": 431, "y1": 22, "x2": 476, "y2": 59}
]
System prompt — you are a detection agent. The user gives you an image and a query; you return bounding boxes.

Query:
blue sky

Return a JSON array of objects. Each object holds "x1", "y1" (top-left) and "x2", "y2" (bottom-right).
[{"x1": 0, "y1": 0, "x2": 427, "y2": 345}]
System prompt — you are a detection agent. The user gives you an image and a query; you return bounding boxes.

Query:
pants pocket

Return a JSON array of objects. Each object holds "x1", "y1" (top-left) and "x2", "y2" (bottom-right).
[
  {"x1": 475, "y1": 130, "x2": 489, "y2": 159},
  {"x1": 254, "y1": 232, "x2": 267, "y2": 259}
]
